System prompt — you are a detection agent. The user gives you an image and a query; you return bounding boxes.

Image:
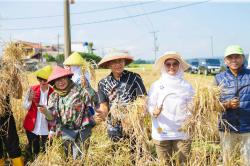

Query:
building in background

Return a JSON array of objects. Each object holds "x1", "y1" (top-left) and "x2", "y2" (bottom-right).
[{"x1": 71, "y1": 41, "x2": 95, "y2": 53}]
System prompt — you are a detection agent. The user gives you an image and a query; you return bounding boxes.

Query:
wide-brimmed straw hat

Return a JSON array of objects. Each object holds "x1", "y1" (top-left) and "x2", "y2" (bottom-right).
[
  {"x1": 63, "y1": 52, "x2": 86, "y2": 66},
  {"x1": 154, "y1": 51, "x2": 190, "y2": 71},
  {"x1": 98, "y1": 50, "x2": 134, "y2": 69},
  {"x1": 34, "y1": 65, "x2": 52, "y2": 80},
  {"x1": 47, "y1": 66, "x2": 74, "y2": 84}
]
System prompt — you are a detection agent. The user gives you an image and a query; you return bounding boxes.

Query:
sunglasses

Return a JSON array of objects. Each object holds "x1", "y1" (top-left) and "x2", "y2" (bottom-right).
[
  {"x1": 37, "y1": 77, "x2": 47, "y2": 82},
  {"x1": 164, "y1": 62, "x2": 179, "y2": 68}
]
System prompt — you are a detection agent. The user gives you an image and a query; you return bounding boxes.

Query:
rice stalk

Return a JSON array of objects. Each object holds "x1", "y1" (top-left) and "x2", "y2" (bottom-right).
[
  {"x1": 28, "y1": 138, "x2": 65, "y2": 166},
  {"x1": 109, "y1": 96, "x2": 156, "y2": 165},
  {"x1": 6, "y1": 71, "x2": 244, "y2": 165},
  {"x1": 0, "y1": 42, "x2": 28, "y2": 117},
  {"x1": 181, "y1": 83, "x2": 223, "y2": 141},
  {"x1": 81, "y1": 60, "x2": 96, "y2": 87}
]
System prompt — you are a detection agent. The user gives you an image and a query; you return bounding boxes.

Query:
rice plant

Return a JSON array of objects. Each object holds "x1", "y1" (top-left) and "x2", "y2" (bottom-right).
[{"x1": 0, "y1": 50, "x2": 241, "y2": 166}]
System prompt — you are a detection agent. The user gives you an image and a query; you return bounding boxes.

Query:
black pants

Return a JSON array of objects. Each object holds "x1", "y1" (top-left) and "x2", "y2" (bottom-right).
[
  {"x1": 25, "y1": 130, "x2": 48, "y2": 156},
  {"x1": 0, "y1": 112, "x2": 22, "y2": 158}
]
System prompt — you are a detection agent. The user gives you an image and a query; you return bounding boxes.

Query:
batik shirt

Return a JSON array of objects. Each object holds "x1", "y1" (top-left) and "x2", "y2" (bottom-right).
[
  {"x1": 98, "y1": 70, "x2": 147, "y2": 125},
  {"x1": 47, "y1": 84, "x2": 93, "y2": 133}
]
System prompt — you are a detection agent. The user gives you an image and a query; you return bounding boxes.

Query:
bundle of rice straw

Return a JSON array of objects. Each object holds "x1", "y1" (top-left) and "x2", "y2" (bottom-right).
[
  {"x1": 81, "y1": 59, "x2": 96, "y2": 87},
  {"x1": 180, "y1": 83, "x2": 224, "y2": 142},
  {"x1": 29, "y1": 138, "x2": 65, "y2": 166},
  {"x1": 109, "y1": 96, "x2": 155, "y2": 164},
  {"x1": 0, "y1": 42, "x2": 26, "y2": 117}
]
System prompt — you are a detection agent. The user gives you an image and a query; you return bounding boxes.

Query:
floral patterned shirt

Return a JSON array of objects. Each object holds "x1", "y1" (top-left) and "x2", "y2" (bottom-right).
[{"x1": 47, "y1": 84, "x2": 93, "y2": 133}]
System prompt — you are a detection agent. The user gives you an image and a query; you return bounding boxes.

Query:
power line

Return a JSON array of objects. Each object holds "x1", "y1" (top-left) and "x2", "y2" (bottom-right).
[
  {"x1": 139, "y1": 1, "x2": 155, "y2": 32},
  {"x1": 0, "y1": 1, "x2": 157, "y2": 21},
  {"x1": 102, "y1": 34, "x2": 146, "y2": 49},
  {"x1": 0, "y1": 0, "x2": 210, "y2": 31},
  {"x1": 119, "y1": 1, "x2": 150, "y2": 34}
]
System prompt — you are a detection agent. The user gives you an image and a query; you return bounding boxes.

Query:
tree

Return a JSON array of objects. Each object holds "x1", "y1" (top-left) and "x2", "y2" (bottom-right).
[
  {"x1": 78, "y1": 52, "x2": 101, "y2": 63},
  {"x1": 43, "y1": 53, "x2": 56, "y2": 62},
  {"x1": 133, "y1": 59, "x2": 153, "y2": 64},
  {"x1": 55, "y1": 54, "x2": 65, "y2": 64},
  {"x1": 88, "y1": 42, "x2": 94, "y2": 54}
]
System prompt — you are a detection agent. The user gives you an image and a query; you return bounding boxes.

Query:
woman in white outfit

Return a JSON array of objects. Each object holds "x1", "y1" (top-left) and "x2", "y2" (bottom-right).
[{"x1": 147, "y1": 51, "x2": 194, "y2": 165}]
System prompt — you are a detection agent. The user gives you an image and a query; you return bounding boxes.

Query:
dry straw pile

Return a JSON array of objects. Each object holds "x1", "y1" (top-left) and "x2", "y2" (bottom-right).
[
  {"x1": 109, "y1": 96, "x2": 155, "y2": 164},
  {"x1": 182, "y1": 82, "x2": 224, "y2": 165},
  {"x1": 0, "y1": 42, "x2": 26, "y2": 117},
  {"x1": 29, "y1": 81, "x2": 229, "y2": 165},
  {"x1": 6, "y1": 66, "x2": 242, "y2": 165},
  {"x1": 81, "y1": 59, "x2": 96, "y2": 87},
  {"x1": 30, "y1": 96, "x2": 157, "y2": 166},
  {"x1": 181, "y1": 83, "x2": 223, "y2": 141}
]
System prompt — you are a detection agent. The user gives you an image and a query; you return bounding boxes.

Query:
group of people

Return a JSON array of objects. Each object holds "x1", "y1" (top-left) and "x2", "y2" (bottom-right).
[{"x1": 0, "y1": 45, "x2": 249, "y2": 166}]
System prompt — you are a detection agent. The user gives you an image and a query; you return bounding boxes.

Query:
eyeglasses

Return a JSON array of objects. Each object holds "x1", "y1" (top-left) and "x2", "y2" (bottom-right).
[
  {"x1": 37, "y1": 77, "x2": 47, "y2": 82},
  {"x1": 164, "y1": 62, "x2": 179, "y2": 68}
]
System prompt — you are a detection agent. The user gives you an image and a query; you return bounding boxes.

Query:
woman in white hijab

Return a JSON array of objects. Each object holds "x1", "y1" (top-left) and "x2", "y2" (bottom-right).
[
  {"x1": 63, "y1": 52, "x2": 98, "y2": 110},
  {"x1": 63, "y1": 52, "x2": 91, "y2": 86},
  {"x1": 147, "y1": 51, "x2": 194, "y2": 165}
]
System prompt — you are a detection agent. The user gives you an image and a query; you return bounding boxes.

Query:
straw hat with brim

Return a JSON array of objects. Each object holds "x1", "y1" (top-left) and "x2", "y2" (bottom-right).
[
  {"x1": 224, "y1": 45, "x2": 244, "y2": 58},
  {"x1": 63, "y1": 52, "x2": 85, "y2": 66},
  {"x1": 34, "y1": 65, "x2": 52, "y2": 80},
  {"x1": 47, "y1": 66, "x2": 74, "y2": 84},
  {"x1": 98, "y1": 52, "x2": 134, "y2": 69},
  {"x1": 154, "y1": 51, "x2": 190, "y2": 71}
]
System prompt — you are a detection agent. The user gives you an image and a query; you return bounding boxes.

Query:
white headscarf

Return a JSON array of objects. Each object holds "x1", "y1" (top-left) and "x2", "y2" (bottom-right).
[
  {"x1": 158, "y1": 63, "x2": 194, "y2": 102},
  {"x1": 70, "y1": 66, "x2": 82, "y2": 84},
  {"x1": 147, "y1": 59, "x2": 194, "y2": 140},
  {"x1": 70, "y1": 66, "x2": 91, "y2": 85}
]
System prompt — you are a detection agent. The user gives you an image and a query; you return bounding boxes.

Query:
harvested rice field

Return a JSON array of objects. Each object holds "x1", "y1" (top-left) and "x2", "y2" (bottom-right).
[{"x1": 6, "y1": 67, "x2": 242, "y2": 166}]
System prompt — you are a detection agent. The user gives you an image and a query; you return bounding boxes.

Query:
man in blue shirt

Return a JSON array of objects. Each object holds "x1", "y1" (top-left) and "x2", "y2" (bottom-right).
[{"x1": 215, "y1": 45, "x2": 250, "y2": 165}]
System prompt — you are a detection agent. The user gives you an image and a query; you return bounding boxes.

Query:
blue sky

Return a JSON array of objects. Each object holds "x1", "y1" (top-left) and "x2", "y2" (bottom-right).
[{"x1": 0, "y1": 0, "x2": 250, "y2": 60}]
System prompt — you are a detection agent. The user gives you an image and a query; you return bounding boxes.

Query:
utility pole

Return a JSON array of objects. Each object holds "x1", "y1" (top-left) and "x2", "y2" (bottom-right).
[
  {"x1": 57, "y1": 34, "x2": 60, "y2": 55},
  {"x1": 64, "y1": 0, "x2": 71, "y2": 58},
  {"x1": 150, "y1": 31, "x2": 159, "y2": 62},
  {"x1": 40, "y1": 42, "x2": 42, "y2": 62},
  {"x1": 210, "y1": 36, "x2": 214, "y2": 57}
]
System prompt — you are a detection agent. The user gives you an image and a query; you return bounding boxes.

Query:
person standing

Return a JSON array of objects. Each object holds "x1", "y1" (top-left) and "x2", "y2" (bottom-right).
[
  {"x1": 95, "y1": 50, "x2": 147, "y2": 163},
  {"x1": 147, "y1": 51, "x2": 194, "y2": 165},
  {"x1": 0, "y1": 45, "x2": 24, "y2": 166},
  {"x1": 23, "y1": 65, "x2": 53, "y2": 160},
  {"x1": 215, "y1": 45, "x2": 250, "y2": 165},
  {"x1": 63, "y1": 52, "x2": 91, "y2": 86},
  {"x1": 46, "y1": 66, "x2": 94, "y2": 160},
  {"x1": 64, "y1": 51, "x2": 98, "y2": 112}
]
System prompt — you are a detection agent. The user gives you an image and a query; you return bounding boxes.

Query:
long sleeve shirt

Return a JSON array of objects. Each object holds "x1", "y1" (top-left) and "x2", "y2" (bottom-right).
[
  {"x1": 23, "y1": 87, "x2": 50, "y2": 135},
  {"x1": 47, "y1": 84, "x2": 92, "y2": 134},
  {"x1": 147, "y1": 80, "x2": 194, "y2": 141}
]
